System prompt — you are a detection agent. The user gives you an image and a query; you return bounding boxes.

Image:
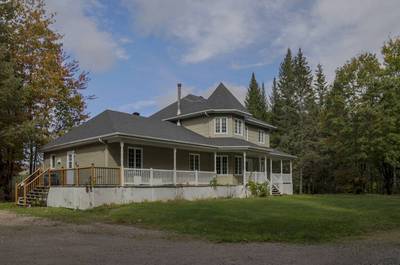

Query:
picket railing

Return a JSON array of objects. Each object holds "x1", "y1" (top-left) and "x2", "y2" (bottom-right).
[
  {"x1": 124, "y1": 168, "x2": 216, "y2": 186},
  {"x1": 246, "y1": 171, "x2": 268, "y2": 183}
]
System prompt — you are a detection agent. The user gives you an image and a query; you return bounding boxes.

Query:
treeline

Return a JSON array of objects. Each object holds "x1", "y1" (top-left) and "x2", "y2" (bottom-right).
[
  {"x1": 0, "y1": 0, "x2": 88, "y2": 199},
  {"x1": 246, "y1": 38, "x2": 400, "y2": 194}
]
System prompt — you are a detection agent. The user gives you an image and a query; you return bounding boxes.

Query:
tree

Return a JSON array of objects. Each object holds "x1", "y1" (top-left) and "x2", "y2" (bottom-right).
[
  {"x1": 245, "y1": 72, "x2": 266, "y2": 120},
  {"x1": 0, "y1": 0, "x2": 90, "y2": 199},
  {"x1": 314, "y1": 64, "x2": 328, "y2": 108}
]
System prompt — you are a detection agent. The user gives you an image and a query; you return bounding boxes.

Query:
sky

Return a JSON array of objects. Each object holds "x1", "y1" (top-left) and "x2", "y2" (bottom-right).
[{"x1": 45, "y1": 0, "x2": 400, "y2": 118}]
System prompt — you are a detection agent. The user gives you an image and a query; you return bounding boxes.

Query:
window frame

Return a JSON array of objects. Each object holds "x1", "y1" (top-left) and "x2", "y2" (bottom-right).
[
  {"x1": 215, "y1": 117, "x2": 228, "y2": 134},
  {"x1": 189, "y1": 153, "x2": 200, "y2": 171},
  {"x1": 234, "y1": 156, "x2": 243, "y2": 175},
  {"x1": 245, "y1": 126, "x2": 249, "y2": 140},
  {"x1": 258, "y1": 130, "x2": 265, "y2": 144},
  {"x1": 66, "y1": 151, "x2": 75, "y2": 169},
  {"x1": 234, "y1": 118, "x2": 243, "y2": 136},
  {"x1": 127, "y1": 147, "x2": 143, "y2": 168},
  {"x1": 216, "y1": 155, "x2": 229, "y2": 175}
]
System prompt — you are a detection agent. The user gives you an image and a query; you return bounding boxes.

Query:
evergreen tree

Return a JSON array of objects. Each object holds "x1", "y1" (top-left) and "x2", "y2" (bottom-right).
[
  {"x1": 245, "y1": 72, "x2": 265, "y2": 120},
  {"x1": 314, "y1": 64, "x2": 328, "y2": 108}
]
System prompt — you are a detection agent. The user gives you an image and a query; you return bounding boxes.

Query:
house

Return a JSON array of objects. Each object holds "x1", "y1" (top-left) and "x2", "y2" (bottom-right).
[{"x1": 16, "y1": 83, "x2": 295, "y2": 209}]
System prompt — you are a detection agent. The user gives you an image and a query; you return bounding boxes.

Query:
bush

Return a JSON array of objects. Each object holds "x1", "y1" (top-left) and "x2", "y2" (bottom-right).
[{"x1": 247, "y1": 181, "x2": 269, "y2": 197}]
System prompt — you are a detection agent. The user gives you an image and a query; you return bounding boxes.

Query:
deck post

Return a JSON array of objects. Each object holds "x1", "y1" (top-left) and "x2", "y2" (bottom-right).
[
  {"x1": 243, "y1": 152, "x2": 247, "y2": 186},
  {"x1": 280, "y1": 159, "x2": 283, "y2": 186},
  {"x1": 120, "y1": 141, "x2": 125, "y2": 187},
  {"x1": 150, "y1": 168, "x2": 154, "y2": 186},
  {"x1": 264, "y1": 155, "x2": 267, "y2": 183},
  {"x1": 173, "y1": 148, "x2": 177, "y2": 185},
  {"x1": 76, "y1": 167, "x2": 80, "y2": 186},
  {"x1": 214, "y1": 152, "x2": 217, "y2": 174},
  {"x1": 289, "y1": 160, "x2": 293, "y2": 183},
  {"x1": 195, "y1": 170, "x2": 199, "y2": 186},
  {"x1": 269, "y1": 158, "x2": 273, "y2": 195}
]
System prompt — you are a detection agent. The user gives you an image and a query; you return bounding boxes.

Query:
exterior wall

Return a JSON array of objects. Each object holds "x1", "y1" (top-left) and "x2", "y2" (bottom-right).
[
  {"x1": 180, "y1": 116, "x2": 211, "y2": 137},
  {"x1": 43, "y1": 143, "x2": 107, "y2": 169},
  {"x1": 179, "y1": 114, "x2": 270, "y2": 147},
  {"x1": 107, "y1": 143, "x2": 214, "y2": 171},
  {"x1": 47, "y1": 186, "x2": 246, "y2": 210}
]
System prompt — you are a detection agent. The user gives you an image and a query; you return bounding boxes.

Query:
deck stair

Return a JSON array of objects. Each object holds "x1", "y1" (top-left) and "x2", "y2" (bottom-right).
[
  {"x1": 271, "y1": 184, "x2": 281, "y2": 195},
  {"x1": 17, "y1": 186, "x2": 49, "y2": 207}
]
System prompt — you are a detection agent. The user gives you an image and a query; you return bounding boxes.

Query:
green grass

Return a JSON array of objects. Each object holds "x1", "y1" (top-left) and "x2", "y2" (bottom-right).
[{"x1": 1, "y1": 195, "x2": 400, "y2": 243}]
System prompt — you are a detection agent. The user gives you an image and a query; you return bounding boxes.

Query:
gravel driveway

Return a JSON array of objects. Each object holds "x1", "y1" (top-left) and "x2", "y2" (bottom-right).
[{"x1": 0, "y1": 210, "x2": 399, "y2": 265}]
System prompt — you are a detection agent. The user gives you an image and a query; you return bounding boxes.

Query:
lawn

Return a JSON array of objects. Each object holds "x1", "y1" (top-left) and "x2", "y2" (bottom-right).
[{"x1": 1, "y1": 195, "x2": 400, "y2": 243}]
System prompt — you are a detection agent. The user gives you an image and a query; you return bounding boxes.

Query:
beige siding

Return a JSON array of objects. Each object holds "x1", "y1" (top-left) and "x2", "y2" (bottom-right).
[
  {"x1": 181, "y1": 116, "x2": 211, "y2": 137},
  {"x1": 43, "y1": 143, "x2": 107, "y2": 169},
  {"x1": 246, "y1": 125, "x2": 270, "y2": 147}
]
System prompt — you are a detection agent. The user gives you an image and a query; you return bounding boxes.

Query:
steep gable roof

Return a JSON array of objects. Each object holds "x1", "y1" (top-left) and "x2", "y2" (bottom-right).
[{"x1": 150, "y1": 83, "x2": 249, "y2": 120}]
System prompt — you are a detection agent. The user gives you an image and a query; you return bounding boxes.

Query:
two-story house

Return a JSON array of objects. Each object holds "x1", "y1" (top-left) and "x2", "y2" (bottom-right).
[{"x1": 16, "y1": 83, "x2": 295, "y2": 209}]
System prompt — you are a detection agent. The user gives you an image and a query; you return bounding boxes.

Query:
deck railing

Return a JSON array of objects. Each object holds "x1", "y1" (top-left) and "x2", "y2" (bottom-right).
[
  {"x1": 124, "y1": 168, "x2": 216, "y2": 186},
  {"x1": 246, "y1": 171, "x2": 268, "y2": 184}
]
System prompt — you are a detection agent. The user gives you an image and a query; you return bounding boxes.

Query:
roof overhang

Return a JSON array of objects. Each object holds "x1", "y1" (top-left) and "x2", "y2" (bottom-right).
[{"x1": 163, "y1": 109, "x2": 252, "y2": 121}]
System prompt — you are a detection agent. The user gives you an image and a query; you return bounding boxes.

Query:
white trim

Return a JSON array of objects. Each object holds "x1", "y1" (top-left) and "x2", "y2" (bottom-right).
[
  {"x1": 189, "y1": 153, "x2": 200, "y2": 171},
  {"x1": 66, "y1": 151, "x2": 75, "y2": 169},
  {"x1": 127, "y1": 147, "x2": 143, "y2": 168},
  {"x1": 234, "y1": 118, "x2": 244, "y2": 136},
  {"x1": 245, "y1": 126, "x2": 249, "y2": 140},
  {"x1": 50, "y1": 154, "x2": 56, "y2": 169},
  {"x1": 214, "y1": 116, "x2": 228, "y2": 135},
  {"x1": 163, "y1": 109, "x2": 252, "y2": 121},
  {"x1": 216, "y1": 155, "x2": 229, "y2": 175}
]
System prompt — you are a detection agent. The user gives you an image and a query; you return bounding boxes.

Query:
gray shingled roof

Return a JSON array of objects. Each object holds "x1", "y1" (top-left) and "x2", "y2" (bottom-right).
[
  {"x1": 151, "y1": 83, "x2": 249, "y2": 120},
  {"x1": 42, "y1": 110, "x2": 294, "y2": 159}
]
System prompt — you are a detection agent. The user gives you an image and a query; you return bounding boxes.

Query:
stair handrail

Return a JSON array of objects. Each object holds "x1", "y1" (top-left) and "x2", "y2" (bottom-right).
[
  {"x1": 15, "y1": 168, "x2": 42, "y2": 204},
  {"x1": 22, "y1": 168, "x2": 50, "y2": 206}
]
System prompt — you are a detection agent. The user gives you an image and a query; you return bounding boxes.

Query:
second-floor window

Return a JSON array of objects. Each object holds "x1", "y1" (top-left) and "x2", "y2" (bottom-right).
[
  {"x1": 234, "y1": 119, "x2": 243, "y2": 135},
  {"x1": 258, "y1": 130, "x2": 265, "y2": 143},
  {"x1": 215, "y1": 117, "x2": 227, "y2": 134}
]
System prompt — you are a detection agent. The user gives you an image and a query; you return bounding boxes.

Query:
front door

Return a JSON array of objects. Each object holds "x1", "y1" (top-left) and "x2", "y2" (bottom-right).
[{"x1": 66, "y1": 151, "x2": 75, "y2": 185}]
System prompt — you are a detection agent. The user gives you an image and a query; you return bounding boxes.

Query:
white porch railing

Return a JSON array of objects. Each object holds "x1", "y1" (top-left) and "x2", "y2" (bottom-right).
[
  {"x1": 246, "y1": 171, "x2": 268, "y2": 184},
  {"x1": 124, "y1": 168, "x2": 216, "y2": 186}
]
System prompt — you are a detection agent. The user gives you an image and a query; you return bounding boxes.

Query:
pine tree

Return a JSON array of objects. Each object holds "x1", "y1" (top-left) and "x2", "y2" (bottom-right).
[
  {"x1": 245, "y1": 72, "x2": 265, "y2": 120},
  {"x1": 314, "y1": 64, "x2": 328, "y2": 108}
]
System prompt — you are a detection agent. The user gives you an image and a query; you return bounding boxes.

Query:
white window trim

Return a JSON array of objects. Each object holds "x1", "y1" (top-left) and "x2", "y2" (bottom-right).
[
  {"x1": 214, "y1": 117, "x2": 228, "y2": 135},
  {"x1": 216, "y1": 155, "x2": 229, "y2": 175},
  {"x1": 258, "y1": 130, "x2": 265, "y2": 144},
  {"x1": 234, "y1": 156, "x2": 243, "y2": 175},
  {"x1": 234, "y1": 118, "x2": 244, "y2": 136},
  {"x1": 189, "y1": 153, "x2": 200, "y2": 171},
  {"x1": 50, "y1": 154, "x2": 56, "y2": 169},
  {"x1": 67, "y1": 151, "x2": 75, "y2": 169},
  {"x1": 127, "y1": 147, "x2": 143, "y2": 168},
  {"x1": 245, "y1": 126, "x2": 249, "y2": 141}
]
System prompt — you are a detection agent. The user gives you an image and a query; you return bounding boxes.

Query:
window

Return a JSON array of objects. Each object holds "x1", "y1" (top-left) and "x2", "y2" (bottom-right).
[
  {"x1": 245, "y1": 127, "x2": 249, "y2": 140},
  {"x1": 128, "y1": 147, "x2": 143, "y2": 168},
  {"x1": 189, "y1": 153, "x2": 200, "y2": 171},
  {"x1": 234, "y1": 119, "x2": 243, "y2": 135},
  {"x1": 50, "y1": 154, "x2": 56, "y2": 169},
  {"x1": 215, "y1": 117, "x2": 227, "y2": 134},
  {"x1": 258, "y1": 130, "x2": 265, "y2": 143},
  {"x1": 234, "y1": 156, "x2": 243, "y2": 175},
  {"x1": 67, "y1": 151, "x2": 74, "y2": 169},
  {"x1": 216, "y1": 155, "x2": 228, "y2": 175}
]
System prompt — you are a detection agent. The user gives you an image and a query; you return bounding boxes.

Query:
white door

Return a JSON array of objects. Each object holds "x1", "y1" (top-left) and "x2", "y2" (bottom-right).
[{"x1": 66, "y1": 151, "x2": 75, "y2": 185}]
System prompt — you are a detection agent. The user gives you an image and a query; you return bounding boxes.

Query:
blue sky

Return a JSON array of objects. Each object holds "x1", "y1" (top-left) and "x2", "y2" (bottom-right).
[{"x1": 45, "y1": 0, "x2": 400, "y2": 118}]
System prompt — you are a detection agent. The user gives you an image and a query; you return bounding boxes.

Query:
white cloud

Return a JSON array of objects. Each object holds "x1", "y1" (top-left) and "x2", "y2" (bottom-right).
[
  {"x1": 118, "y1": 100, "x2": 157, "y2": 114},
  {"x1": 124, "y1": 0, "x2": 400, "y2": 78},
  {"x1": 45, "y1": 0, "x2": 129, "y2": 72}
]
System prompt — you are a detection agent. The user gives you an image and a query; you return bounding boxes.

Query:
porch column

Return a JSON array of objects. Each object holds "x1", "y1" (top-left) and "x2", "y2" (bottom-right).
[
  {"x1": 214, "y1": 152, "x2": 217, "y2": 174},
  {"x1": 289, "y1": 160, "x2": 293, "y2": 182},
  {"x1": 280, "y1": 159, "x2": 283, "y2": 181},
  {"x1": 173, "y1": 148, "x2": 177, "y2": 185},
  {"x1": 269, "y1": 158, "x2": 273, "y2": 195},
  {"x1": 243, "y1": 152, "x2": 247, "y2": 185},
  {"x1": 264, "y1": 155, "x2": 267, "y2": 182},
  {"x1": 120, "y1": 141, "x2": 124, "y2": 186}
]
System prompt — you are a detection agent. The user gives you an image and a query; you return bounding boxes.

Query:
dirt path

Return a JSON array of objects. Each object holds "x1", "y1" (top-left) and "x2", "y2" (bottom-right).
[{"x1": 0, "y1": 210, "x2": 399, "y2": 265}]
